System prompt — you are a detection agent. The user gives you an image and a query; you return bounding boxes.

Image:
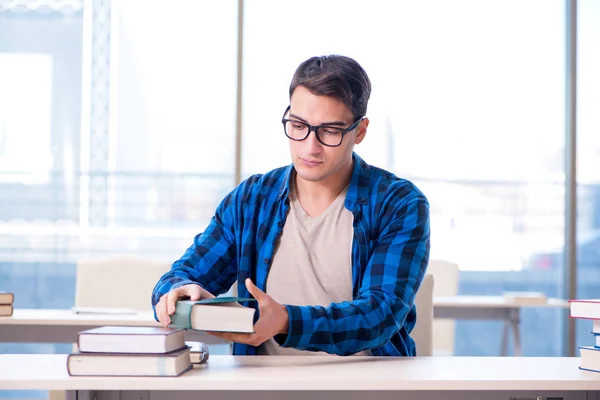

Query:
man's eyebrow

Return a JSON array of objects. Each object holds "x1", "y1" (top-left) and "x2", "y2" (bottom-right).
[{"x1": 289, "y1": 113, "x2": 346, "y2": 126}]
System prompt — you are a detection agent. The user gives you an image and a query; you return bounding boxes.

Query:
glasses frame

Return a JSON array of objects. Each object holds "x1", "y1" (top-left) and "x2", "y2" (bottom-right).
[{"x1": 281, "y1": 105, "x2": 364, "y2": 147}]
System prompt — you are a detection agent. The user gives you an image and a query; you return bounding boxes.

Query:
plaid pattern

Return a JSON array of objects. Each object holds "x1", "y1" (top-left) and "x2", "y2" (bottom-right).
[{"x1": 152, "y1": 152, "x2": 430, "y2": 356}]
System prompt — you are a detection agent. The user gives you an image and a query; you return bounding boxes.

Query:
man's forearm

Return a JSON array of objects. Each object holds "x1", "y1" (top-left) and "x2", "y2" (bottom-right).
[{"x1": 275, "y1": 293, "x2": 403, "y2": 355}]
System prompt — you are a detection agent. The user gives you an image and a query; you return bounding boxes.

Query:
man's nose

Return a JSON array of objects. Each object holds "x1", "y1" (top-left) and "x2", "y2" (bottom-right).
[{"x1": 304, "y1": 128, "x2": 323, "y2": 152}]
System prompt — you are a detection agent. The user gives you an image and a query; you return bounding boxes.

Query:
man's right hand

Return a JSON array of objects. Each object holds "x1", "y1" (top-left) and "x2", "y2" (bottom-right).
[{"x1": 155, "y1": 284, "x2": 215, "y2": 327}]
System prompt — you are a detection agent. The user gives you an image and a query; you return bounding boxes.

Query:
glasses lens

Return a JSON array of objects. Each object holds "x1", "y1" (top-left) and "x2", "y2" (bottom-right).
[
  {"x1": 317, "y1": 127, "x2": 344, "y2": 146},
  {"x1": 284, "y1": 120, "x2": 309, "y2": 140}
]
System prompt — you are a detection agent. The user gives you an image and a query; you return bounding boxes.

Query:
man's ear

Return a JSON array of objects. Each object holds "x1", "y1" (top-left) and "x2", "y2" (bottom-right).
[{"x1": 354, "y1": 118, "x2": 369, "y2": 145}]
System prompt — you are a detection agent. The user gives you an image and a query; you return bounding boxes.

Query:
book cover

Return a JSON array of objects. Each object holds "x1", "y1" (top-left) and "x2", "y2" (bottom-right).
[{"x1": 188, "y1": 297, "x2": 256, "y2": 305}]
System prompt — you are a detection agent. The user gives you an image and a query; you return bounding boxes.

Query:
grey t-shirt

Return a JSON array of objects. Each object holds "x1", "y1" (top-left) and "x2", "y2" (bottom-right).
[{"x1": 259, "y1": 182, "x2": 370, "y2": 356}]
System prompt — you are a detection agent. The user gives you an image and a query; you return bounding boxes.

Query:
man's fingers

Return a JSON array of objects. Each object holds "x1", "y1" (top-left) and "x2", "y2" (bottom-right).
[
  {"x1": 163, "y1": 284, "x2": 210, "y2": 318},
  {"x1": 209, "y1": 331, "x2": 240, "y2": 342},
  {"x1": 245, "y1": 278, "x2": 267, "y2": 302},
  {"x1": 209, "y1": 331, "x2": 259, "y2": 346},
  {"x1": 156, "y1": 296, "x2": 171, "y2": 327},
  {"x1": 188, "y1": 285, "x2": 201, "y2": 301},
  {"x1": 167, "y1": 289, "x2": 181, "y2": 315}
]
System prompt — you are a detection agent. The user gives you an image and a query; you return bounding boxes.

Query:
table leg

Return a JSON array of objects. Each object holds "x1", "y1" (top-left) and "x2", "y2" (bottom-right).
[
  {"x1": 509, "y1": 308, "x2": 523, "y2": 356},
  {"x1": 500, "y1": 320, "x2": 509, "y2": 356}
]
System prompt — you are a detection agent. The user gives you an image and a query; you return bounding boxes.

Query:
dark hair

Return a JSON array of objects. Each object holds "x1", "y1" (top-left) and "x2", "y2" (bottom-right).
[{"x1": 289, "y1": 55, "x2": 371, "y2": 120}]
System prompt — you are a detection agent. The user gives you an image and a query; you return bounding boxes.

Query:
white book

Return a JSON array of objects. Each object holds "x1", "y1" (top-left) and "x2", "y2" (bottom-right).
[
  {"x1": 593, "y1": 320, "x2": 600, "y2": 334},
  {"x1": 503, "y1": 291, "x2": 547, "y2": 305},
  {"x1": 579, "y1": 346, "x2": 600, "y2": 373},
  {"x1": 67, "y1": 347, "x2": 192, "y2": 377},
  {"x1": 570, "y1": 299, "x2": 600, "y2": 320},
  {"x1": 77, "y1": 326, "x2": 186, "y2": 354},
  {"x1": 71, "y1": 306, "x2": 137, "y2": 315}
]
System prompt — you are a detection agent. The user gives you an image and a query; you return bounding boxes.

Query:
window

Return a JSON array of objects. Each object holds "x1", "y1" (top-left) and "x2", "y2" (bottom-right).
[
  {"x1": 0, "y1": 1, "x2": 238, "y2": 374},
  {"x1": 243, "y1": 0, "x2": 566, "y2": 356},
  {"x1": 576, "y1": 0, "x2": 600, "y2": 349},
  {"x1": 0, "y1": 54, "x2": 53, "y2": 184}
]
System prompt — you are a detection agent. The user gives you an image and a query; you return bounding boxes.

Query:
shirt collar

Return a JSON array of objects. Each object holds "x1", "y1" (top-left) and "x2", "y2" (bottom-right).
[{"x1": 277, "y1": 152, "x2": 370, "y2": 206}]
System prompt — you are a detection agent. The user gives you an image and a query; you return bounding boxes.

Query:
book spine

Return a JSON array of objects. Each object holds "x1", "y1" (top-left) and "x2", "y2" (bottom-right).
[{"x1": 171, "y1": 301, "x2": 194, "y2": 329}]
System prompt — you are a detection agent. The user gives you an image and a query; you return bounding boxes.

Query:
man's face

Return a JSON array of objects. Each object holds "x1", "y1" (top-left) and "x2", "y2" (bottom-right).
[{"x1": 287, "y1": 86, "x2": 367, "y2": 183}]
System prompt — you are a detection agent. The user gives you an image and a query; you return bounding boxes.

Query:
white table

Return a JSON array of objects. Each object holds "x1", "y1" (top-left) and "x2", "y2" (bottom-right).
[
  {"x1": 0, "y1": 309, "x2": 226, "y2": 345},
  {"x1": 0, "y1": 299, "x2": 570, "y2": 356},
  {"x1": 433, "y1": 295, "x2": 570, "y2": 356},
  {"x1": 1, "y1": 354, "x2": 599, "y2": 400}
]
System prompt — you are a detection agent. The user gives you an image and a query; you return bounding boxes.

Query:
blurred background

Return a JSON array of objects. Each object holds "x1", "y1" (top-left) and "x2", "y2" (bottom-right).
[{"x1": 0, "y1": 1, "x2": 599, "y2": 393}]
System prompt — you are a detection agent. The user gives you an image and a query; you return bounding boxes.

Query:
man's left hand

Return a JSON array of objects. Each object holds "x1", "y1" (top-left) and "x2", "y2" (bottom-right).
[{"x1": 208, "y1": 278, "x2": 289, "y2": 347}]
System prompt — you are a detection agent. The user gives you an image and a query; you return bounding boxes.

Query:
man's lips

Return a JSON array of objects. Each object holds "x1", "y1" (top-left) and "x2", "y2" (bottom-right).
[{"x1": 300, "y1": 158, "x2": 323, "y2": 166}]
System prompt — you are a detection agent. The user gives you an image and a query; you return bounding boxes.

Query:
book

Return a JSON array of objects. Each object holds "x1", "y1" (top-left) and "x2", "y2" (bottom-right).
[
  {"x1": 71, "y1": 306, "x2": 137, "y2": 315},
  {"x1": 187, "y1": 341, "x2": 210, "y2": 364},
  {"x1": 503, "y1": 291, "x2": 547, "y2": 305},
  {"x1": 593, "y1": 333, "x2": 600, "y2": 349},
  {"x1": 66, "y1": 347, "x2": 192, "y2": 377},
  {"x1": 593, "y1": 320, "x2": 600, "y2": 335},
  {"x1": 171, "y1": 297, "x2": 257, "y2": 333},
  {"x1": 77, "y1": 326, "x2": 186, "y2": 354},
  {"x1": 0, "y1": 304, "x2": 13, "y2": 317},
  {"x1": 579, "y1": 346, "x2": 600, "y2": 373},
  {"x1": 570, "y1": 299, "x2": 600, "y2": 320},
  {"x1": 0, "y1": 291, "x2": 14, "y2": 305}
]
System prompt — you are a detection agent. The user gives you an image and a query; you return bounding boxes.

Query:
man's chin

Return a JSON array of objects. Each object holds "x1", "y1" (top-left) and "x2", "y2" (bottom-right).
[{"x1": 295, "y1": 165, "x2": 328, "y2": 183}]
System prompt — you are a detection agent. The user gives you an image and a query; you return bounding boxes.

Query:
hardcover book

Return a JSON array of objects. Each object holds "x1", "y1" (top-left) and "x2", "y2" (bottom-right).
[
  {"x1": 171, "y1": 297, "x2": 257, "y2": 333},
  {"x1": 67, "y1": 347, "x2": 192, "y2": 377},
  {"x1": 77, "y1": 326, "x2": 186, "y2": 354}
]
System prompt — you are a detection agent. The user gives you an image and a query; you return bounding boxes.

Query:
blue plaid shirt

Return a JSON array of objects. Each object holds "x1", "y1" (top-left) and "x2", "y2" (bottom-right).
[{"x1": 152, "y1": 152, "x2": 430, "y2": 356}]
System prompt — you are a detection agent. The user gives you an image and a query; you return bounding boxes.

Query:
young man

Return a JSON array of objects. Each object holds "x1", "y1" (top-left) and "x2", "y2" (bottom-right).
[{"x1": 152, "y1": 55, "x2": 430, "y2": 357}]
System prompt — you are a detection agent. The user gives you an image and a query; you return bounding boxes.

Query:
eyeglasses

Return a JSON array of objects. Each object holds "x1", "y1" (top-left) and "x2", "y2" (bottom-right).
[{"x1": 281, "y1": 105, "x2": 364, "y2": 147}]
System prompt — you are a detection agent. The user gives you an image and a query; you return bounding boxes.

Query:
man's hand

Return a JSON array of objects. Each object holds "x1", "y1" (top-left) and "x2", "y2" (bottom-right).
[
  {"x1": 209, "y1": 278, "x2": 289, "y2": 347},
  {"x1": 156, "y1": 284, "x2": 215, "y2": 327}
]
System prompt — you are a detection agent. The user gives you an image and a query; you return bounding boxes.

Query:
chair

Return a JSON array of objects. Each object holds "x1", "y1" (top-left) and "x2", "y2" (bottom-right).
[
  {"x1": 427, "y1": 259, "x2": 460, "y2": 356},
  {"x1": 412, "y1": 273, "x2": 434, "y2": 356},
  {"x1": 74, "y1": 255, "x2": 171, "y2": 312}
]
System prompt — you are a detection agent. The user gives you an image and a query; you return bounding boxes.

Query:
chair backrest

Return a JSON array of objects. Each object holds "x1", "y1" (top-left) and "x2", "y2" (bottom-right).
[
  {"x1": 412, "y1": 273, "x2": 434, "y2": 356},
  {"x1": 427, "y1": 259, "x2": 460, "y2": 355},
  {"x1": 74, "y1": 255, "x2": 171, "y2": 312},
  {"x1": 427, "y1": 259, "x2": 459, "y2": 296}
]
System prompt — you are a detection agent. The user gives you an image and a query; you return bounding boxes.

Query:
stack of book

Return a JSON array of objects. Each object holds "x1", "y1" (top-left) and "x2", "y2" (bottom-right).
[
  {"x1": 570, "y1": 299, "x2": 600, "y2": 373},
  {"x1": 0, "y1": 291, "x2": 14, "y2": 316},
  {"x1": 67, "y1": 326, "x2": 206, "y2": 377}
]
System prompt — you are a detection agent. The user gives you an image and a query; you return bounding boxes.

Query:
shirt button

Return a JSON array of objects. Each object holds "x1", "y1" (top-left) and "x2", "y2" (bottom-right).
[
  {"x1": 359, "y1": 198, "x2": 367, "y2": 204},
  {"x1": 264, "y1": 258, "x2": 270, "y2": 264},
  {"x1": 277, "y1": 221, "x2": 283, "y2": 228}
]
